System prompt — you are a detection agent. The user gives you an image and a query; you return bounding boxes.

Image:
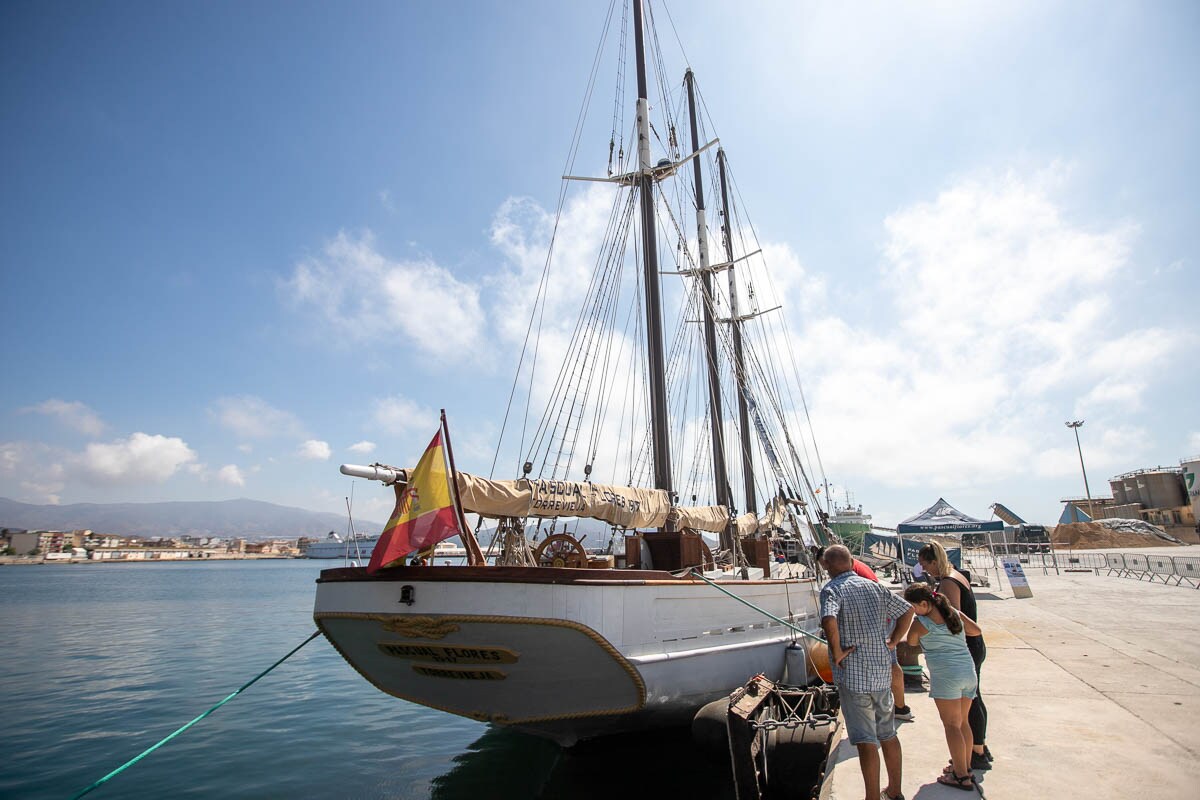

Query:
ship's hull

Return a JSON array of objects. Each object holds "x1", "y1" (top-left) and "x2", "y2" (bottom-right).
[
  {"x1": 314, "y1": 565, "x2": 823, "y2": 745},
  {"x1": 303, "y1": 538, "x2": 379, "y2": 559}
]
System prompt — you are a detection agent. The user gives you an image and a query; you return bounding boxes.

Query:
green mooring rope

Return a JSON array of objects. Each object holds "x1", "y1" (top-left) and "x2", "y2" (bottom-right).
[
  {"x1": 70, "y1": 630, "x2": 322, "y2": 799},
  {"x1": 688, "y1": 568, "x2": 827, "y2": 644}
]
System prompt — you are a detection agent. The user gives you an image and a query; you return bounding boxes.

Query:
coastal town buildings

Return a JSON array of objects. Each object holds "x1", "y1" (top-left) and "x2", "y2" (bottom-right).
[{"x1": 0, "y1": 527, "x2": 304, "y2": 561}]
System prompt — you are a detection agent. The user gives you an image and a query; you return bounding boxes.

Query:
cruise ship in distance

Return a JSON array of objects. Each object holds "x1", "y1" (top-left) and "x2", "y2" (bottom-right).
[
  {"x1": 302, "y1": 532, "x2": 379, "y2": 560},
  {"x1": 302, "y1": 533, "x2": 469, "y2": 561}
]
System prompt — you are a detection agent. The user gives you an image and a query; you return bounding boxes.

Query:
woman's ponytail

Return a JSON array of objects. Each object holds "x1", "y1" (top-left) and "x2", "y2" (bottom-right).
[
  {"x1": 903, "y1": 582, "x2": 964, "y2": 635},
  {"x1": 932, "y1": 590, "x2": 963, "y2": 635}
]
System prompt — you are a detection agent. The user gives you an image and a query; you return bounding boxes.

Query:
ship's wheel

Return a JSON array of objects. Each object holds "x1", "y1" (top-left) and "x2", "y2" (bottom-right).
[{"x1": 534, "y1": 533, "x2": 588, "y2": 569}]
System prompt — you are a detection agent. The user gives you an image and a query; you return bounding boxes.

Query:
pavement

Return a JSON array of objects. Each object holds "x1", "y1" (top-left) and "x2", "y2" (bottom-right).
[{"x1": 820, "y1": 545, "x2": 1200, "y2": 800}]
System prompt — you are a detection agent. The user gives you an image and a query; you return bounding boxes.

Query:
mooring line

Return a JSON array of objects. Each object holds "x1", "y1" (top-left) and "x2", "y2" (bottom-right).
[
  {"x1": 688, "y1": 568, "x2": 827, "y2": 644},
  {"x1": 70, "y1": 630, "x2": 322, "y2": 799}
]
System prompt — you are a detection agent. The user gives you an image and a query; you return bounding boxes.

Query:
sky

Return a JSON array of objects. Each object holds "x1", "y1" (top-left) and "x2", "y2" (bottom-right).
[{"x1": 2, "y1": 0, "x2": 1197, "y2": 530}]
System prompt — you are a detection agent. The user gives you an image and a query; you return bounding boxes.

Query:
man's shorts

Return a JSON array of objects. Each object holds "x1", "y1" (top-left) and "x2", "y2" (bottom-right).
[{"x1": 840, "y1": 688, "x2": 897, "y2": 746}]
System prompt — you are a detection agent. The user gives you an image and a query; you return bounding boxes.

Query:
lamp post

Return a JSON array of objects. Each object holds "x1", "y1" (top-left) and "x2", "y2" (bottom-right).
[{"x1": 1065, "y1": 420, "x2": 1095, "y2": 521}]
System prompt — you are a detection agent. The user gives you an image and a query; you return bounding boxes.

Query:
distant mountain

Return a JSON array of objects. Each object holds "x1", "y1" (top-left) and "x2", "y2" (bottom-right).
[{"x1": 0, "y1": 497, "x2": 384, "y2": 541}]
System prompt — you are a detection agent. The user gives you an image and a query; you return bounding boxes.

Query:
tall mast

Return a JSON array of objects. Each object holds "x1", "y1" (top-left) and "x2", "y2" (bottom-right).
[
  {"x1": 684, "y1": 69, "x2": 731, "y2": 512},
  {"x1": 633, "y1": 0, "x2": 672, "y2": 495},
  {"x1": 718, "y1": 147, "x2": 757, "y2": 514}
]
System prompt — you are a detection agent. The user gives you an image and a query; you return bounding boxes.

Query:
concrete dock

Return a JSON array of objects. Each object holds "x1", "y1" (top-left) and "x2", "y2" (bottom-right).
[{"x1": 820, "y1": 546, "x2": 1200, "y2": 799}]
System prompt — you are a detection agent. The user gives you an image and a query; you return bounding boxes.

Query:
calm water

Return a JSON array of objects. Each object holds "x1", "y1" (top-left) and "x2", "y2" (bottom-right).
[{"x1": 0, "y1": 560, "x2": 732, "y2": 799}]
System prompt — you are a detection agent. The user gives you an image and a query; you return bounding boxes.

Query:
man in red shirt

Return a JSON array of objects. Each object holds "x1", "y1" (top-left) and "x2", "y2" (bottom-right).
[{"x1": 852, "y1": 557, "x2": 878, "y2": 581}]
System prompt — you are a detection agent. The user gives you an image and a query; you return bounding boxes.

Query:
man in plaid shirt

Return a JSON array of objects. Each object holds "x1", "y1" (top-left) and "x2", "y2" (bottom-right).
[{"x1": 820, "y1": 545, "x2": 914, "y2": 800}]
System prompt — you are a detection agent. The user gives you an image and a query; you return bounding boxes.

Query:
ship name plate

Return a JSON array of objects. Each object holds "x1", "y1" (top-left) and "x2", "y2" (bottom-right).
[
  {"x1": 378, "y1": 642, "x2": 519, "y2": 664},
  {"x1": 411, "y1": 663, "x2": 507, "y2": 681}
]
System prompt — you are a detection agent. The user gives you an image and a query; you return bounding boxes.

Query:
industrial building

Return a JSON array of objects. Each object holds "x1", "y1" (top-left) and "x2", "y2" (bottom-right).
[{"x1": 1061, "y1": 456, "x2": 1200, "y2": 543}]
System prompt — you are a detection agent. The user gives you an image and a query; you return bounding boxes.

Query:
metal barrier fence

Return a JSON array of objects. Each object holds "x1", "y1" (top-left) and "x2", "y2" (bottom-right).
[
  {"x1": 1172, "y1": 557, "x2": 1200, "y2": 588},
  {"x1": 960, "y1": 548, "x2": 1200, "y2": 589}
]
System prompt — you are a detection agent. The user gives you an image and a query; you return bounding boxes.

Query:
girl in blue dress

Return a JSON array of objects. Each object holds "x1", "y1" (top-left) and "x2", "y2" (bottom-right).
[{"x1": 903, "y1": 583, "x2": 982, "y2": 792}]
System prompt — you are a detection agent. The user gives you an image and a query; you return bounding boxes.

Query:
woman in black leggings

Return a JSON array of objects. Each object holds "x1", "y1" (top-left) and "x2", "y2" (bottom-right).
[{"x1": 918, "y1": 542, "x2": 993, "y2": 771}]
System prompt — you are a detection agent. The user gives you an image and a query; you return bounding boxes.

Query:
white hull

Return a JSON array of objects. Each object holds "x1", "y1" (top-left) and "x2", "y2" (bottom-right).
[{"x1": 314, "y1": 565, "x2": 823, "y2": 745}]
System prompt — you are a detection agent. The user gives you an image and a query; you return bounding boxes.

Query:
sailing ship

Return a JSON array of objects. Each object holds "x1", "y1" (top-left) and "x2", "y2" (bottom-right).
[{"x1": 314, "y1": 0, "x2": 836, "y2": 746}]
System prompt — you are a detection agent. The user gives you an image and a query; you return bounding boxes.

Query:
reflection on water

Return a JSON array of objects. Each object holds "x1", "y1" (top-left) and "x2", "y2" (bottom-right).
[
  {"x1": 432, "y1": 725, "x2": 734, "y2": 800},
  {"x1": 0, "y1": 561, "x2": 738, "y2": 799},
  {"x1": 431, "y1": 728, "x2": 561, "y2": 798}
]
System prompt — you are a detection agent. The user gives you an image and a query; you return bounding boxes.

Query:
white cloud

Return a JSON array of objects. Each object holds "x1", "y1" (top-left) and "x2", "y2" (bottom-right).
[
  {"x1": 0, "y1": 442, "x2": 21, "y2": 476},
  {"x1": 348, "y1": 163, "x2": 1178, "y2": 507},
  {"x1": 0, "y1": 442, "x2": 66, "y2": 503},
  {"x1": 788, "y1": 166, "x2": 1177, "y2": 488},
  {"x1": 372, "y1": 396, "x2": 436, "y2": 436},
  {"x1": 299, "y1": 440, "x2": 331, "y2": 460},
  {"x1": 212, "y1": 396, "x2": 304, "y2": 440},
  {"x1": 348, "y1": 441, "x2": 376, "y2": 454},
  {"x1": 20, "y1": 483, "x2": 62, "y2": 505},
  {"x1": 21, "y1": 399, "x2": 106, "y2": 436},
  {"x1": 74, "y1": 433, "x2": 197, "y2": 486},
  {"x1": 282, "y1": 230, "x2": 486, "y2": 362},
  {"x1": 489, "y1": 189, "x2": 613, "y2": 347},
  {"x1": 216, "y1": 464, "x2": 246, "y2": 487}
]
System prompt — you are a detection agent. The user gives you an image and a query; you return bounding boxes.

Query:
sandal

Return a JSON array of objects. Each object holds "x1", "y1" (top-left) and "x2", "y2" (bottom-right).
[{"x1": 936, "y1": 772, "x2": 975, "y2": 791}]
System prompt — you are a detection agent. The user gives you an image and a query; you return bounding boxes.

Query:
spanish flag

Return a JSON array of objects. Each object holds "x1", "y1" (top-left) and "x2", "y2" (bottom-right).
[{"x1": 367, "y1": 428, "x2": 462, "y2": 573}]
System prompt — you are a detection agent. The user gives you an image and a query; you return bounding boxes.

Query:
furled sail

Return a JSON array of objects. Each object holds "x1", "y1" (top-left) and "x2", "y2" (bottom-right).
[
  {"x1": 454, "y1": 471, "x2": 786, "y2": 537},
  {"x1": 456, "y1": 472, "x2": 672, "y2": 529}
]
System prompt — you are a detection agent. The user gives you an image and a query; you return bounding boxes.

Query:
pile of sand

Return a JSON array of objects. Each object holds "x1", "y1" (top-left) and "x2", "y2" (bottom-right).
[{"x1": 1052, "y1": 518, "x2": 1184, "y2": 549}]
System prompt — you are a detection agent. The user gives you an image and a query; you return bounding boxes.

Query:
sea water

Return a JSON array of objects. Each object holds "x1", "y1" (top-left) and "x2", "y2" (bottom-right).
[{"x1": 0, "y1": 560, "x2": 731, "y2": 799}]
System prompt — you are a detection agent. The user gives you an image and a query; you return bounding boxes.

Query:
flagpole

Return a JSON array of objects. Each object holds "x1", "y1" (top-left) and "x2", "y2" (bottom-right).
[{"x1": 440, "y1": 409, "x2": 486, "y2": 566}]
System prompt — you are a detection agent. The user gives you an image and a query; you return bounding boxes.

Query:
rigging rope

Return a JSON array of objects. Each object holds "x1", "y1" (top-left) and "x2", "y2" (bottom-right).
[
  {"x1": 493, "y1": 0, "x2": 622, "y2": 481},
  {"x1": 69, "y1": 630, "x2": 321, "y2": 799},
  {"x1": 687, "y1": 569, "x2": 826, "y2": 644}
]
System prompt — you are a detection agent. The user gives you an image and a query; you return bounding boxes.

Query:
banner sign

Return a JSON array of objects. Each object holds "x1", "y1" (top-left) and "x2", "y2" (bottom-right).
[
  {"x1": 1002, "y1": 557, "x2": 1034, "y2": 598},
  {"x1": 862, "y1": 532, "x2": 961, "y2": 569}
]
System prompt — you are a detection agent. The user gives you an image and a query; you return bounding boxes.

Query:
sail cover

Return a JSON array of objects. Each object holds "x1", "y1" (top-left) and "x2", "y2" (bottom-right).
[
  {"x1": 454, "y1": 472, "x2": 785, "y2": 536},
  {"x1": 897, "y1": 498, "x2": 1003, "y2": 534},
  {"x1": 456, "y1": 473, "x2": 672, "y2": 529}
]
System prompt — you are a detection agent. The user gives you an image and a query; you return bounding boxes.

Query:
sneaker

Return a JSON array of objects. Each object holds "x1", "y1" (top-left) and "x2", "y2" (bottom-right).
[
  {"x1": 893, "y1": 705, "x2": 914, "y2": 721},
  {"x1": 971, "y1": 751, "x2": 992, "y2": 771},
  {"x1": 983, "y1": 745, "x2": 994, "y2": 762},
  {"x1": 880, "y1": 792, "x2": 904, "y2": 800}
]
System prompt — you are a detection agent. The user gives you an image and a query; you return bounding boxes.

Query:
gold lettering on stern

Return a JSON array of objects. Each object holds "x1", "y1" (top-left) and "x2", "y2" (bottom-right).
[
  {"x1": 412, "y1": 664, "x2": 507, "y2": 681},
  {"x1": 378, "y1": 616, "x2": 461, "y2": 640},
  {"x1": 377, "y1": 642, "x2": 519, "y2": 664}
]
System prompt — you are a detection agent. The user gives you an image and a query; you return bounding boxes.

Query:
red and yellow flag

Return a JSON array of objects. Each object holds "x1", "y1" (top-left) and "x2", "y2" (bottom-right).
[{"x1": 367, "y1": 429, "x2": 463, "y2": 574}]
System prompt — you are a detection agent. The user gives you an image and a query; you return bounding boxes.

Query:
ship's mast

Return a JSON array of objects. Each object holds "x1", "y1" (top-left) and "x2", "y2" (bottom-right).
[
  {"x1": 633, "y1": 0, "x2": 673, "y2": 495},
  {"x1": 717, "y1": 148, "x2": 757, "y2": 515},
  {"x1": 685, "y1": 69, "x2": 731, "y2": 513}
]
